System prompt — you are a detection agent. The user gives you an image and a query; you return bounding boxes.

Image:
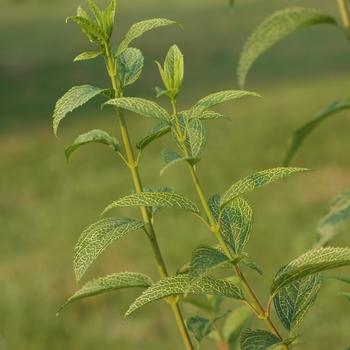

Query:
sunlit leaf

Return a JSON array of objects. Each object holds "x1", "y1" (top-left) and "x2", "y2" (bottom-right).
[
  {"x1": 186, "y1": 245, "x2": 231, "y2": 291},
  {"x1": 116, "y1": 18, "x2": 178, "y2": 57},
  {"x1": 64, "y1": 129, "x2": 120, "y2": 162},
  {"x1": 53, "y1": 85, "x2": 104, "y2": 137},
  {"x1": 74, "y1": 217, "x2": 147, "y2": 282},
  {"x1": 57, "y1": 271, "x2": 153, "y2": 314},
  {"x1": 273, "y1": 273, "x2": 323, "y2": 334},
  {"x1": 271, "y1": 247, "x2": 350, "y2": 296},
  {"x1": 223, "y1": 306, "x2": 253, "y2": 349},
  {"x1": 284, "y1": 98, "x2": 350, "y2": 166},
  {"x1": 189, "y1": 90, "x2": 261, "y2": 119},
  {"x1": 74, "y1": 51, "x2": 102, "y2": 61},
  {"x1": 103, "y1": 97, "x2": 171, "y2": 122},
  {"x1": 315, "y1": 186, "x2": 350, "y2": 248},
  {"x1": 220, "y1": 167, "x2": 309, "y2": 209},
  {"x1": 140, "y1": 186, "x2": 174, "y2": 216},
  {"x1": 100, "y1": 0, "x2": 116, "y2": 38},
  {"x1": 125, "y1": 274, "x2": 246, "y2": 319},
  {"x1": 185, "y1": 119, "x2": 207, "y2": 158},
  {"x1": 117, "y1": 47, "x2": 144, "y2": 88},
  {"x1": 101, "y1": 191, "x2": 201, "y2": 216},
  {"x1": 136, "y1": 122, "x2": 171, "y2": 150},
  {"x1": 238, "y1": 7, "x2": 338, "y2": 88},
  {"x1": 163, "y1": 44, "x2": 184, "y2": 92},
  {"x1": 240, "y1": 329, "x2": 281, "y2": 350}
]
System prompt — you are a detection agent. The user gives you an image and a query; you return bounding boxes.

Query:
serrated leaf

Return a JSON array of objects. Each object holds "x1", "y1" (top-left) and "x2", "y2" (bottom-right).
[
  {"x1": 74, "y1": 51, "x2": 102, "y2": 61},
  {"x1": 136, "y1": 122, "x2": 171, "y2": 150},
  {"x1": 100, "y1": 0, "x2": 116, "y2": 38},
  {"x1": 57, "y1": 271, "x2": 153, "y2": 314},
  {"x1": 271, "y1": 247, "x2": 350, "y2": 296},
  {"x1": 117, "y1": 47, "x2": 144, "y2": 89},
  {"x1": 220, "y1": 167, "x2": 309, "y2": 209},
  {"x1": 103, "y1": 97, "x2": 171, "y2": 122},
  {"x1": 238, "y1": 7, "x2": 338, "y2": 88},
  {"x1": 240, "y1": 329, "x2": 281, "y2": 350},
  {"x1": 125, "y1": 274, "x2": 246, "y2": 319},
  {"x1": 223, "y1": 306, "x2": 253, "y2": 349},
  {"x1": 116, "y1": 18, "x2": 178, "y2": 57},
  {"x1": 186, "y1": 245, "x2": 231, "y2": 291},
  {"x1": 101, "y1": 191, "x2": 201, "y2": 216},
  {"x1": 64, "y1": 129, "x2": 120, "y2": 162},
  {"x1": 53, "y1": 85, "x2": 104, "y2": 137},
  {"x1": 273, "y1": 273, "x2": 323, "y2": 334},
  {"x1": 221, "y1": 197, "x2": 253, "y2": 255},
  {"x1": 284, "y1": 98, "x2": 350, "y2": 166},
  {"x1": 74, "y1": 217, "x2": 147, "y2": 282},
  {"x1": 196, "y1": 110, "x2": 232, "y2": 122},
  {"x1": 315, "y1": 186, "x2": 350, "y2": 248},
  {"x1": 160, "y1": 149, "x2": 200, "y2": 175},
  {"x1": 189, "y1": 90, "x2": 261, "y2": 119},
  {"x1": 67, "y1": 15, "x2": 108, "y2": 45},
  {"x1": 185, "y1": 119, "x2": 207, "y2": 158}
]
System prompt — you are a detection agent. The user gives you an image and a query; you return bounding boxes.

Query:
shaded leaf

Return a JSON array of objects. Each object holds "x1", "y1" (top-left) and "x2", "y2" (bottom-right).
[
  {"x1": 74, "y1": 51, "x2": 102, "y2": 61},
  {"x1": 341, "y1": 292, "x2": 350, "y2": 302},
  {"x1": 223, "y1": 306, "x2": 253, "y2": 349},
  {"x1": 189, "y1": 90, "x2": 261, "y2": 119},
  {"x1": 57, "y1": 271, "x2": 153, "y2": 314},
  {"x1": 185, "y1": 119, "x2": 207, "y2": 158},
  {"x1": 160, "y1": 149, "x2": 200, "y2": 175},
  {"x1": 101, "y1": 191, "x2": 201, "y2": 216},
  {"x1": 125, "y1": 274, "x2": 246, "y2": 319},
  {"x1": 240, "y1": 329, "x2": 281, "y2": 350},
  {"x1": 103, "y1": 97, "x2": 171, "y2": 122},
  {"x1": 187, "y1": 245, "x2": 231, "y2": 291},
  {"x1": 136, "y1": 122, "x2": 171, "y2": 150},
  {"x1": 53, "y1": 85, "x2": 104, "y2": 137},
  {"x1": 196, "y1": 110, "x2": 232, "y2": 122},
  {"x1": 117, "y1": 47, "x2": 144, "y2": 88},
  {"x1": 328, "y1": 275, "x2": 350, "y2": 284},
  {"x1": 274, "y1": 273, "x2": 323, "y2": 334},
  {"x1": 74, "y1": 217, "x2": 147, "y2": 282},
  {"x1": 116, "y1": 18, "x2": 178, "y2": 57},
  {"x1": 238, "y1": 7, "x2": 338, "y2": 88},
  {"x1": 220, "y1": 167, "x2": 309, "y2": 209},
  {"x1": 315, "y1": 186, "x2": 350, "y2": 248},
  {"x1": 100, "y1": 0, "x2": 116, "y2": 38},
  {"x1": 239, "y1": 255, "x2": 263, "y2": 275},
  {"x1": 271, "y1": 247, "x2": 350, "y2": 296},
  {"x1": 285, "y1": 98, "x2": 350, "y2": 166},
  {"x1": 64, "y1": 129, "x2": 120, "y2": 162}
]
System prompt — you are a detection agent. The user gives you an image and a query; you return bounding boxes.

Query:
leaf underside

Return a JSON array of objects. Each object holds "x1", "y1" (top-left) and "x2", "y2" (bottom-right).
[{"x1": 238, "y1": 7, "x2": 338, "y2": 88}]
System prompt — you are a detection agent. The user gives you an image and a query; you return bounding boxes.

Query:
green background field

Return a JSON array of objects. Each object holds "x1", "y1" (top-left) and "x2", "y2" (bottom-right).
[{"x1": 1, "y1": 0, "x2": 350, "y2": 349}]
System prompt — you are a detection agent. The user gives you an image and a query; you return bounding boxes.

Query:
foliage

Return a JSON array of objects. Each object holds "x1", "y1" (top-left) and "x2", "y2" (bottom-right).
[{"x1": 53, "y1": 1, "x2": 350, "y2": 349}]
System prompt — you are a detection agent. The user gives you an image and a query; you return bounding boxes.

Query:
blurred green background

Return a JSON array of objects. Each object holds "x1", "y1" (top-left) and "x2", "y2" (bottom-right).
[{"x1": 1, "y1": 0, "x2": 350, "y2": 349}]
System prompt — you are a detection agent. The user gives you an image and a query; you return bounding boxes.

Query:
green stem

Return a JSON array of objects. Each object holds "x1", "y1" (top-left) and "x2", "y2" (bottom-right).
[
  {"x1": 170, "y1": 98, "x2": 288, "y2": 349},
  {"x1": 106, "y1": 50, "x2": 194, "y2": 350},
  {"x1": 338, "y1": 0, "x2": 350, "y2": 31}
]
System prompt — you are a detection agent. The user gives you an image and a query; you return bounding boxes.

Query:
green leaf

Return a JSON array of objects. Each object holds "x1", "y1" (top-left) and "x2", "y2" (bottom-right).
[
  {"x1": 101, "y1": 191, "x2": 201, "y2": 216},
  {"x1": 239, "y1": 255, "x2": 263, "y2": 275},
  {"x1": 117, "y1": 47, "x2": 144, "y2": 89},
  {"x1": 240, "y1": 329, "x2": 281, "y2": 350},
  {"x1": 136, "y1": 122, "x2": 171, "y2": 150},
  {"x1": 189, "y1": 90, "x2": 261, "y2": 119},
  {"x1": 238, "y1": 7, "x2": 338, "y2": 88},
  {"x1": 196, "y1": 110, "x2": 232, "y2": 122},
  {"x1": 73, "y1": 51, "x2": 102, "y2": 61},
  {"x1": 284, "y1": 98, "x2": 350, "y2": 166},
  {"x1": 273, "y1": 273, "x2": 323, "y2": 334},
  {"x1": 53, "y1": 85, "x2": 104, "y2": 137},
  {"x1": 186, "y1": 245, "x2": 231, "y2": 291},
  {"x1": 160, "y1": 149, "x2": 200, "y2": 175},
  {"x1": 161, "y1": 44, "x2": 184, "y2": 92},
  {"x1": 57, "y1": 271, "x2": 153, "y2": 314},
  {"x1": 223, "y1": 306, "x2": 253, "y2": 349},
  {"x1": 220, "y1": 167, "x2": 309, "y2": 209},
  {"x1": 221, "y1": 197, "x2": 253, "y2": 255},
  {"x1": 125, "y1": 274, "x2": 246, "y2": 319},
  {"x1": 100, "y1": 0, "x2": 116, "y2": 38},
  {"x1": 328, "y1": 275, "x2": 350, "y2": 284},
  {"x1": 103, "y1": 97, "x2": 171, "y2": 122},
  {"x1": 140, "y1": 186, "x2": 174, "y2": 217},
  {"x1": 271, "y1": 247, "x2": 350, "y2": 296},
  {"x1": 341, "y1": 292, "x2": 350, "y2": 302},
  {"x1": 74, "y1": 217, "x2": 147, "y2": 282},
  {"x1": 181, "y1": 119, "x2": 207, "y2": 158},
  {"x1": 116, "y1": 18, "x2": 178, "y2": 57},
  {"x1": 315, "y1": 186, "x2": 350, "y2": 248},
  {"x1": 64, "y1": 129, "x2": 120, "y2": 163},
  {"x1": 67, "y1": 15, "x2": 108, "y2": 45}
]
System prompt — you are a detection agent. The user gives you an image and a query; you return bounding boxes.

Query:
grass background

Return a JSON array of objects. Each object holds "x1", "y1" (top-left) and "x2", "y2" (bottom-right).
[{"x1": 1, "y1": 0, "x2": 350, "y2": 348}]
